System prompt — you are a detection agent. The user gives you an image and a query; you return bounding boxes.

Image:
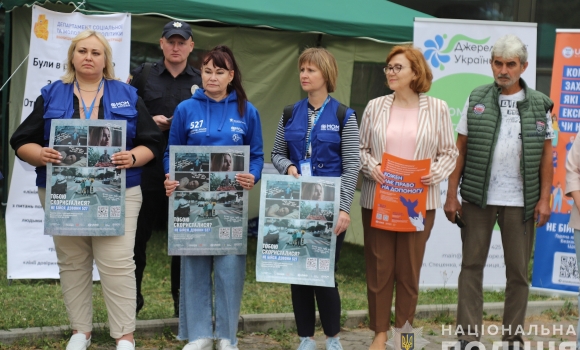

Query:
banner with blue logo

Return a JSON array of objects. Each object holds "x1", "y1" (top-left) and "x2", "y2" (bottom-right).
[{"x1": 413, "y1": 18, "x2": 537, "y2": 288}]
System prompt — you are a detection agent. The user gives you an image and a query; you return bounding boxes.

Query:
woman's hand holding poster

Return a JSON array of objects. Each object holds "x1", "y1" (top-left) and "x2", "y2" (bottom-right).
[{"x1": 371, "y1": 153, "x2": 430, "y2": 232}]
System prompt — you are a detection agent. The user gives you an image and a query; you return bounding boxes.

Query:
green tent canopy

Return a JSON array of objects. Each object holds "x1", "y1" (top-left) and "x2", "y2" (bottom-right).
[
  {"x1": 3, "y1": 0, "x2": 431, "y2": 43},
  {"x1": 2, "y1": 0, "x2": 430, "y2": 222}
]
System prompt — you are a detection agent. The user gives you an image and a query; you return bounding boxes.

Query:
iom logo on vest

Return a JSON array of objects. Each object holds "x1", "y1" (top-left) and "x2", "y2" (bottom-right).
[
  {"x1": 423, "y1": 34, "x2": 491, "y2": 71},
  {"x1": 320, "y1": 124, "x2": 339, "y2": 132},
  {"x1": 110, "y1": 101, "x2": 131, "y2": 108}
]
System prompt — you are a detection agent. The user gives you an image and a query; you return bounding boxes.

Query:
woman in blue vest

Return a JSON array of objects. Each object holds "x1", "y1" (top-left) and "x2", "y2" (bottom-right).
[
  {"x1": 10, "y1": 30, "x2": 163, "y2": 350},
  {"x1": 163, "y1": 45, "x2": 264, "y2": 350},
  {"x1": 271, "y1": 48, "x2": 360, "y2": 350}
]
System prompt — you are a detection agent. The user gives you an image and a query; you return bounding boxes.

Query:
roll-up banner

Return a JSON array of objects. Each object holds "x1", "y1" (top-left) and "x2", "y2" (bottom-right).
[
  {"x1": 413, "y1": 18, "x2": 537, "y2": 288},
  {"x1": 6, "y1": 6, "x2": 131, "y2": 279},
  {"x1": 532, "y1": 30, "x2": 580, "y2": 294}
]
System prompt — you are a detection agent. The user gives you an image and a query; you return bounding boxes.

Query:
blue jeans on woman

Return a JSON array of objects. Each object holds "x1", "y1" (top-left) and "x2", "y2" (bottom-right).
[{"x1": 177, "y1": 254, "x2": 246, "y2": 345}]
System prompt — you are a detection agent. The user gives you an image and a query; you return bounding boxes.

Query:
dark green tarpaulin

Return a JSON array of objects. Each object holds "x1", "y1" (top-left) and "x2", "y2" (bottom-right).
[
  {"x1": 2, "y1": 0, "x2": 430, "y2": 224},
  {"x1": 2, "y1": 0, "x2": 431, "y2": 43}
]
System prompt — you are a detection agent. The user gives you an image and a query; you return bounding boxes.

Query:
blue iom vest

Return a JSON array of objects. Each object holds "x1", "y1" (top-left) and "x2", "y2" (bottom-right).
[
  {"x1": 39, "y1": 79, "x2": 141, "y2": 188},
  {"x1": 284, "y1": 97, "x2": 353, "y2": 177}
]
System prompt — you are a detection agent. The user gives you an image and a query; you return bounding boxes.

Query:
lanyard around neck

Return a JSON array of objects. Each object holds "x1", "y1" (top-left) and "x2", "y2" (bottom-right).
[
  {"x1": 305, "y1": 96, "x2": 330, "y2": 159},
  {"x1": 76, "y1": 79, "x2": 104, "y2": 119}
]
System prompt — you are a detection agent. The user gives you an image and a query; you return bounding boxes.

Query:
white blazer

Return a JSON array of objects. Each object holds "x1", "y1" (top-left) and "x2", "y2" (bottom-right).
[{"x1": 359, "y1": 93, "x2": 458, "y2": 210}]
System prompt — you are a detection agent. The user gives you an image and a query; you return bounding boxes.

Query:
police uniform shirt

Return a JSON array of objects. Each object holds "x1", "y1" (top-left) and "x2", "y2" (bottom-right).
[
  {"x1": 129, "y1": 60, "x2": 202, "y2": 189},
  {"x1": 129, "y1": 60, "x2": 202, "y2": 124}
]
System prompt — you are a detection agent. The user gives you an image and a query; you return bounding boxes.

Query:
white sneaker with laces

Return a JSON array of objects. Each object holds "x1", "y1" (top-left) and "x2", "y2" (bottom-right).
[
  {"x1": 66, "y1": 333, "x2": 91, "y2": 350},
  {"x1": 217, "y1": 339, "x2": 239, "y2": 350},
  {"x1": 116, "y1": 339, "x2": 135, "y2": 350},
  {"x1": 183, "y1": 338, "x2": 214, "y2": 350}
]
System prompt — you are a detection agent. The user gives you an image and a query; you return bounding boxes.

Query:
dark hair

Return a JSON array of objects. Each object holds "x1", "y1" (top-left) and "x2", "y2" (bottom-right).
[{"x1": 202, "y1": 45, "x2": 247, "y2": 117}]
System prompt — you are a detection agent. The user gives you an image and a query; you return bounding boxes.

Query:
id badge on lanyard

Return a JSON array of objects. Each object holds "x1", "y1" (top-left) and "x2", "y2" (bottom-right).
[
  {"x1": 299, "y1": 159, "x2": 312, "y2": 177},
  {"x1": 301, "y1": 96, "x2": 330, "y2": 177}
]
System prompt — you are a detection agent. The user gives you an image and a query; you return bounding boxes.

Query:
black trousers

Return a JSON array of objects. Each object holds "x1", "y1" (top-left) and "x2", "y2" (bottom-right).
[
  {"x1": 291, "y1": 231, "x2": 346, "y2": 337},
  {"x1": 134, "y1": 188, "x2": 170, "y2": 307}
]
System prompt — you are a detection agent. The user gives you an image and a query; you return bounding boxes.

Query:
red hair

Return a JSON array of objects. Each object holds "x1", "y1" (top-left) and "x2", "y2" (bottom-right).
[{"x1": 386, "y1": 45, "x2": 433, "y2": 93}]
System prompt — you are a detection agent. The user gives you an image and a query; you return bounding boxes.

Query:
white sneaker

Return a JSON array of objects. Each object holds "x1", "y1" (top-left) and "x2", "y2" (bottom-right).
[
  {"x1": 217, "y1": 339, "x2": 239, "y2": 350},
  {"x1": 183, "y1": 338, "x2": 214, "y2": 350},
  {"x1": 66, "y1": 333, "x2": 91, "y2": 350},
  {"x1": 116, "y1": 340, "x2": 135, "y2": 350}
]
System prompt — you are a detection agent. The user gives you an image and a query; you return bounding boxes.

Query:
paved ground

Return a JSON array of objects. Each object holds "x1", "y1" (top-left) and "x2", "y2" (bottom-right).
[{"x1": 88, "y1": 315, "x2": 578, "y2": 349}]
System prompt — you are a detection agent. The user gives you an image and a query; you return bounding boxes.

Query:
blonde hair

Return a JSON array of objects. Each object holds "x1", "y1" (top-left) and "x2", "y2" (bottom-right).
[
  {"x1": 61, "y1": 30, "x2": 115, "y2": 83},
  {"x1": 298, "y1": 48, "x2": 338, "y2": 93}
]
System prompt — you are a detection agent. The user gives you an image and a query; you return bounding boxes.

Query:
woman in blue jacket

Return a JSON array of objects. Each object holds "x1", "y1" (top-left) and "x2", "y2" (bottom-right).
[
  {"x1": 271, "y1": 48, "x2": 360, "y2": 350},
  {"x1": 164, "y1": 45, "x2": 264, "y2": 350},
  {"x1": 10, "y1": 30, "x2": 163, "y2": 350}
]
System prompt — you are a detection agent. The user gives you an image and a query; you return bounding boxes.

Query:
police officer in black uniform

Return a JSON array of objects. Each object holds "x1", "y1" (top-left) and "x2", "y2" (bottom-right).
[{"x1": 129, "y1": 20, "x2": 202, "y2": 317}]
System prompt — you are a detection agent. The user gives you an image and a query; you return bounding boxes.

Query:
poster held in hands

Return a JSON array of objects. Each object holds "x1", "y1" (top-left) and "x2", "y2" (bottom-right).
[
  {"x1": 168, "y1": 146, "x2": 249, "y2": 255},
  {"x1": 371, "y1": 153, "x2": 430, "y2": 232},
  {"x1": 45, "y1": 119, "x2": 126, "y2": 236},
  {"x1": 256, "y1": 174, "x2": 340, "y2": 287}
]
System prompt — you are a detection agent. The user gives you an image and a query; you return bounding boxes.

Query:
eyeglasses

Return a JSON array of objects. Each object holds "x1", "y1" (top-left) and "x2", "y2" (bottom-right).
[{"x1": 383, "y1": 65, "x2": 405, "y2": 74}]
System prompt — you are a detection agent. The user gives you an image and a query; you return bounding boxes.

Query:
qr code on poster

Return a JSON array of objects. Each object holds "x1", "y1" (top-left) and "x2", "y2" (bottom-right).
[
  {"x1": 232, "y1": 227, "x2": 243, "y2": 239},
  {"x1": 319, "y1": 258, "x2": 330, "y2": 271},
  {"x1": 559, "y1": 255, "x2": 579, "y2": 279},
  {"x1": 110, "y1": 206, "x2": 121, "y2": 218},
  {"x1": 97, "y1": 206, "x2": 108, "y2": 218},
  {"x1": 306, "y1": 258, "x2": 317, "y2": 270},
  {"x1": 219, "y1": 227, "x2": 230, "y2": 239}
]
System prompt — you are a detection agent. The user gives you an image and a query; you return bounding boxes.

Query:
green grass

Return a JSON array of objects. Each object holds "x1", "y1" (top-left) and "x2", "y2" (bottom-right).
[{"x1": 0, "y1": 217, "x2": 564, "y2": 331}]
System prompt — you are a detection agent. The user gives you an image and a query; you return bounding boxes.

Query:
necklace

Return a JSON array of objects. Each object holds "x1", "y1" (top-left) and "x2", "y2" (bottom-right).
[
  {"x1": 78, "y1": 87, "x2": 99, "y2": 92},
  {"x1": 75, "y1": 79, "x2": 104, "y2": 119}
]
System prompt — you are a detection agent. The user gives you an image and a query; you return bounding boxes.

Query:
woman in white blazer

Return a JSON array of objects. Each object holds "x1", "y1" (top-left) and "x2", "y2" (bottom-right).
[{"x1": 359, "y1": 45, "x2": 458, "y2": 350}]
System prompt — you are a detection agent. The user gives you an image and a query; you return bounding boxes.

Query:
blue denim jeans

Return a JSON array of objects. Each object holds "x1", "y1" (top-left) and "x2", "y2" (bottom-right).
[
  {"x1": 574, "y1": 230, "x2": 580, "y2": 348},
  {"x1": 177, "y1": 254, "x2": 246, "y2": 345}
]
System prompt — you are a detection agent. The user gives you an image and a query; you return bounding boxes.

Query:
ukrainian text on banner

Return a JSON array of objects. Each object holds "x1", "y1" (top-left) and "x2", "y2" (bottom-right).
[
  {"x1": 46, "y1": 120, "x2": 126, "y2": 236},
  {"x1": 413, "y1": 18, "x2": 537, "y2": 288},
  {"x1": 256, "y1": 174, "x2": 340, "y2": 287},
  {"x1": 532, "y1": 29, "x2": 580, "y2": 293},
  {"x1": 6, "y1": 6, "x2": 131, "y2": 279},
  {"x1": 371, "y1": 154, "x2": 430, "y2": 232},
  {"x1": 168, "y1": 146, "x2": 250, "y2": 255}
]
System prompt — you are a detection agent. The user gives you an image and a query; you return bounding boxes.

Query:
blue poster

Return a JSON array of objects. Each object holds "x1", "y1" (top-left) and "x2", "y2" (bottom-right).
[
  {"x1": 45, "y1": 120, "x2": 126, "y2": 236},
  {"x1": 168, "y1": 146, "x2": 250, "y2": 255},
  {"x1": 532, "y1": 213, "x2": 578, "y2": 292},
  {"x1": 256, "y1": 174, "x2": 340, "y2": 287}
]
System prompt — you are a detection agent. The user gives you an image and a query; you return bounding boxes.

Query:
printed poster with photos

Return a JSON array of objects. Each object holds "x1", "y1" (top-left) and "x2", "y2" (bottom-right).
[
  {"x1": 168, "y1": 146, "x2": 250, "y2": 255},
  {"x1": 45, "y1": 120, "x2": 126, "y2": 236},
  {"x1": 256, "y1": 174, "x2": 340, "y2": 287}
]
